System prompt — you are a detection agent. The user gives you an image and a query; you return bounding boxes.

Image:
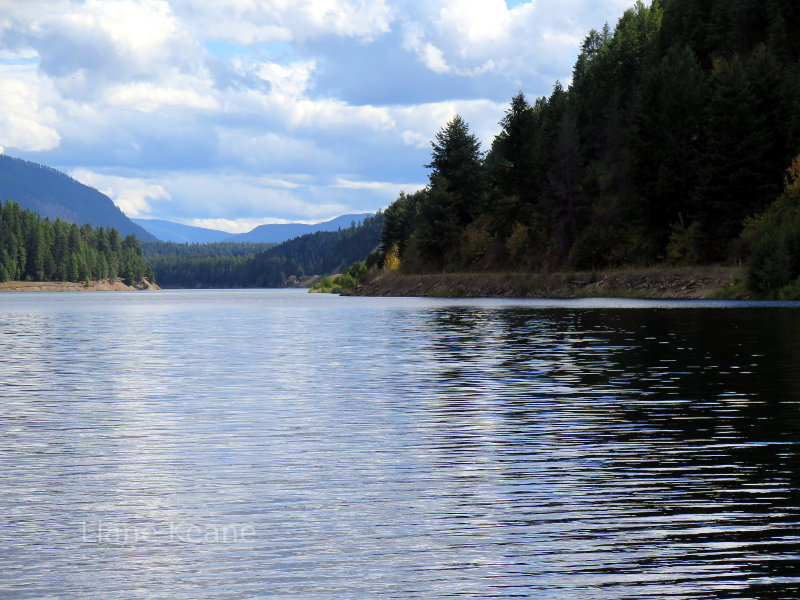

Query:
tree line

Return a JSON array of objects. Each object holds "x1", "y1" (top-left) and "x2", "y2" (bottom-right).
[
  {"x1": 146, "y1": 214, "x2": 384, "y2": 288},
  {"x1": 379, "y1": 0, "x2": 800, "y2": 295},
  {"x1": 142, "y1": 241, "x2": 276, "y2": 258},
  {"x1": 0, "y1": 200, "x2": 152, "y2": 285}
]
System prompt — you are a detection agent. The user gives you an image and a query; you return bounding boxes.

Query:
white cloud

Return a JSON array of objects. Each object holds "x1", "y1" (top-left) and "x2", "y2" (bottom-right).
[
  {"x1": 391, "y1": 98, "x2": 506, "y2": 149},
  {"x1": 0, "y1": 0, "x2": 639, "y2": 224},
  {"x1": 0, "y1": 66, "x2": 61, "y2": 151},
  {"x1": 183, "y1": 217, "x2": 264, "y2": 233},
  {"x1": 64, "y1": 0, "x2": 179, "y2": 59},
  {"x1": 253, "y1": 59, "x2": 316, "y2": 98},
  {"x1": 69, "y1": 169, "x2": 172, "y2": 217},
  {"x1": 103, "y1": 81, "x2": 219, "y2": 112},
  {"x1": 0, "y1": 48, "x2": 37, "y2": 60},
  {"x1": 401, "y1": 130, "x2": 428, "y2": 148},
  {"x1": 172, "y1": 0, "x2": 393, "y2": 44},
  {"x1": 400, "y1": 0, "x2": 635, "y2": 84},
  {"x1": 439, "y1": 0, "x2": 511, "y2": 47},
  {"x1": 334, "y1": 177, "x2": 425, "y2": 195}
]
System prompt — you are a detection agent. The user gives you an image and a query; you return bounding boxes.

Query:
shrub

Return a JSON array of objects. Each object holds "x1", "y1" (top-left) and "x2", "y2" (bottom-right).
[
  {"x1": 747, "y1": 217, "x2": 800, "y2": 295},
  {"x1": 459, "y1": 220, "x2": 492, "y2": 266},
  {"x1": 505, "y1": 223, "x2": 530, "y2": 262},
  {"x1": 745, "y1": 155, "x2": 800, "y2": 296},
  {"x1": 666, "y1": 219, "x2": 703, "y2": 265},
  {"x1": 383, "y1": 243, "x2": 401, "y2": 270}
]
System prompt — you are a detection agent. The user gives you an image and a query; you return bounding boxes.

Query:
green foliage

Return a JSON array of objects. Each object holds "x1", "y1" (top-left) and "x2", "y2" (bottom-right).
[
  {"x1": 0, "y1": 155, "x2": 156, "y2": 241},
  {"x1": 309, "y1": 276, "x2": 337, "y2": 293},
  {"x1": 505, "y1": 222, "x2": 530, "y2": 263},
  {"x1": 427, "y1": 115, "x2": 487, "y2": 226},
  {"x1": 459, "y1": 219, "x2": 493, "y2": 267},
  {"x1": 148, "y1": 214, "x2": 383, "y2": 288},
  {"x1": 308, "y1": 261, "x2": 368, "y2": 295},
  {"x1": 142, "y1": 241, "x2": 276, "y2": 258},
  {"x1": 380, "y1": 190, "x2": 422, "y2": 257},
  {"x1": 487, "y1": 92, "x2": 540, "y2": 227},
  {"x1": 0, "y1": 201, "x2": 151, "y2": 284},
  {"x1": 413, "y1": 185, "x2": 462, "y2": 269},
  {"x1": 666, "y1": 219, "x2": 704, "y2": 265},
  {"x1": 746, "y1": 155, "x2": 800, "y2": 296},
  {"x1": 747, "y1": 218, "x2": 800, "y2": 295},
  {"x1": 377, "y1": 0, "x2": 798, "y2": 278}
]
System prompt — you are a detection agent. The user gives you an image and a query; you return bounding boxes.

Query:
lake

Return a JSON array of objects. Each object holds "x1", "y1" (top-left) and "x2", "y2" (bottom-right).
[{"x1": 1, "y1": 289, "x2": 799, "y2": 599}]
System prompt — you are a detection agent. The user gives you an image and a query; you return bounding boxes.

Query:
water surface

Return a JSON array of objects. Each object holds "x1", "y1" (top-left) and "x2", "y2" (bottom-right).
[{"x1": 1, "y1": 289, "x2": 799, "y2": 599}]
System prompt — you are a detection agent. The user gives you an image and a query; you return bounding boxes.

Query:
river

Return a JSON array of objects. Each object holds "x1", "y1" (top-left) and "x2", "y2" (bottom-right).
[{"x1": 1, "y1": 289, "x2": 799, "y2": 599}]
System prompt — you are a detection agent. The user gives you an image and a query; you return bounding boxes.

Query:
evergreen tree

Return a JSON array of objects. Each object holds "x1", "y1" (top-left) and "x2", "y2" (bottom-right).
[
  {"x1": 426, "y1": 115, "x2": 486, "y2": 227},
  {"x1": 547, "y1": 111, "x2": 586, "y2": 254},
  {"x1": 694, "y1": 54, "x2": 783, "y2": 259},
  {"x1": 488, "y1": 92, "x2": 538, "y2": 226},
  {"x1": 0, "y1": 201, "x2": 150, "y2": 285},
  {"x1": 633, "y1": 44, "x2": 707, "y2": 249}
]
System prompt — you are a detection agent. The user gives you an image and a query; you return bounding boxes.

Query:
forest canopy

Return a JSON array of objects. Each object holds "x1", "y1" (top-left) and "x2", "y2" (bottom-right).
[
  {"x1": 144, "y1": 214, "x2": 384, "y2": 288},
  {"x1": 0, "y1": 200, "x2": 152, "y2": 285},
  {"x1": 378, "y1": 0, "x2": 800, "y2": 291}
]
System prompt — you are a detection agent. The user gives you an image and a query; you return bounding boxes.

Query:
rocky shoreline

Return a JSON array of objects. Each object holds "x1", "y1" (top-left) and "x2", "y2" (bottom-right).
[
  {"x1": 0, "y1": 279, "x2": 160, "y2": 292},
  {"x1": 354, "y1": 266, "x2": 747, "y2": 299}
]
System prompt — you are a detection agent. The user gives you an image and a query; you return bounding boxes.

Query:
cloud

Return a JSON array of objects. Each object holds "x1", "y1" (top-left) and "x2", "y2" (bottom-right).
[
  {"x1": 0, "y1": 65, "x2": 61, "y2": 151},
  {"x1": 104, "y1": 81, "x2": 219, "y2": 112},
  {"x1": 172, "y1": 0, "x2": 394, "y2": 44},
  {"x1": 397, "y1": 0, "x2": 636, "y2": 89},
  {"x1": 183, "y1": 217, "x2": 266, "y2": 234},
  {"x1": 335, "y1": 178, "x2": 416, "y2": 191},
  {"x1": 69, "y1": 169, "x2": 172, "y2": 217},
  {"x1": 0, "y1": 0, "x2": 639, "y2": 225}
]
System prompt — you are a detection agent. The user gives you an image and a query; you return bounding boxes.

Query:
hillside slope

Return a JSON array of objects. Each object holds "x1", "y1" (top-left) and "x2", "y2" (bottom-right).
[
  {"x1": 133, "y1": 218, "x2": 231, "y2": 243},
  {"x1": 0, "y1": 155, "x2": 156, "y2": 241},
  {"x1": 228, "y1": 213, "x2": 372, "y2": 243}
]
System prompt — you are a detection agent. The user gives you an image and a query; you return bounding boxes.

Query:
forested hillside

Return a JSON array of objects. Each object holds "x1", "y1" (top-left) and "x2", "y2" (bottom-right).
[
  {"x1": 0, "y1": 155, "x2": 157, "y2": 241},
  {"x1": 147, "y1": 214, "x2": 383, "y2": 288},
  {"x1": 229, "y1": 214, "x2": 372, "y2": 243},
  {"x1": 0, "y1": 201, "x2": 152, "y2": 284},
  {"x1": 378, "y1": 0, "x2": 800, "y2": 295},
  {"x1": 142, "y1": 241, "x2": 276, "y2": 258}
]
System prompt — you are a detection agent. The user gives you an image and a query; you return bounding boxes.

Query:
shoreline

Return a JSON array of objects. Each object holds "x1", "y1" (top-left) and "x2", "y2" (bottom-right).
[
  {"x1": 354, "y1": 266, "x2": 748, "y2": 300},
  {"x1": 0, "y1": 279, "x2": 160, "y2": 292}
]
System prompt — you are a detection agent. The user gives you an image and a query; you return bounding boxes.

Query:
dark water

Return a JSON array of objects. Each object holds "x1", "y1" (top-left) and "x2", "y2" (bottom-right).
[{"x1": 1, "y1": 289, "x2": 800, "y2": 599}]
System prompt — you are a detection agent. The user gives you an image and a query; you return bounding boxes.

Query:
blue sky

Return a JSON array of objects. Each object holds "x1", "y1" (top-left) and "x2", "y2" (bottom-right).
[{"x1": 0, "y1": 0, "x2": 634, "y2": 232}]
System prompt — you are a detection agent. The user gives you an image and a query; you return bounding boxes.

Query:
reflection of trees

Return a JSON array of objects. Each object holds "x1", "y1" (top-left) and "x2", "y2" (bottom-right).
[{"x1": 417, "y1": 305, "x2": 800, "y2": 598}]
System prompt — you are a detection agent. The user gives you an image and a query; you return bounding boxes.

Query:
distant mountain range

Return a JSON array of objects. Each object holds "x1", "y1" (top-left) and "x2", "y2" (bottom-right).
[
  {"x1": 0, "y1": 154, "x2": 371, "y2": 245},
  {"x1": 131, "y1": 219, "x2": 232, "y2": 243},
  {"x1": 134, "y1": 213, "x2": 373, "y2": 244},
  {"x1": 0, "y1": 155, "x2": 157, "y2": 241}
]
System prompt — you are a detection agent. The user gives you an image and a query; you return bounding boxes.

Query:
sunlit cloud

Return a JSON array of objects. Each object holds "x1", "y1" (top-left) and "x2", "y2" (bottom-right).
[
  {"x1": 70, "y1": 169, "x2": 172, "y2": 217},
  {"x1": 0, "y1": 0, "x2": 639, "y2": 225}
]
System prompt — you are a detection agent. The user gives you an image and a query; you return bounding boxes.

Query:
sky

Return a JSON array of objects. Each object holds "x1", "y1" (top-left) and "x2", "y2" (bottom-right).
[{"x1": 0, "y1": 0, "x2": 634, "y2": 232}]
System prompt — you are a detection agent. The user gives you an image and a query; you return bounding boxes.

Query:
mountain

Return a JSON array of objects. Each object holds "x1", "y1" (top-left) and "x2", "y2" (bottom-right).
[
  {"x1": 135, "y1": 213, "x2": 374, "y2": 244},
  {"x1": 0, "y1": 155, "x2": 157, "y2": 241},
  {"x1": 133, "y1": 218, "x2": 231, "y2": 243},
  {"x1": 227, "y1": 213, "x2": 372, "y2": 243},
  {"x1": 145, "y1": 212, "x2": 384, "y2": 288}
]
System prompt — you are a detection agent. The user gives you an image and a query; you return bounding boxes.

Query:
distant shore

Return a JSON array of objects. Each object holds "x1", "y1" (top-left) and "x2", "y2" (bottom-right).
[
  {"x1": 354, "y1": 266, "x2": 747, "y2": 299},
  {"x1": 0, "y1": 279, "x2": 160, "y2": 292}
]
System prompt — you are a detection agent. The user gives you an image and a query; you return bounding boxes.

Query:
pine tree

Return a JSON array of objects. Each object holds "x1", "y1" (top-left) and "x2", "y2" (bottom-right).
[
  {"x1": 633, "y1": 44, "x2": 707, "y2": 246},
  {"x1": 693, "y1": 54, "x2": 780, "y2": 259},
  {"x1": 489, "y1": 93, "x2": 538, "y2": 210},
  {"x1": 426, "y1": 115, "x2": 486, "y2": 227}
]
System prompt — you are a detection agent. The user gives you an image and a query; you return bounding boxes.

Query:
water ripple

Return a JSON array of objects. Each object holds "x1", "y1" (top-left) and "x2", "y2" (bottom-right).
[{"x1": 0, "y1": 290, "x2": 799, "y2": 599}]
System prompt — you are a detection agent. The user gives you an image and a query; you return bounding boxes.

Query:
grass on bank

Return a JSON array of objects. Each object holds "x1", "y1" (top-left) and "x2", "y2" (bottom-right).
[{"x1": 308, "y1": 262, "x2": 368, "y2": 295}]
